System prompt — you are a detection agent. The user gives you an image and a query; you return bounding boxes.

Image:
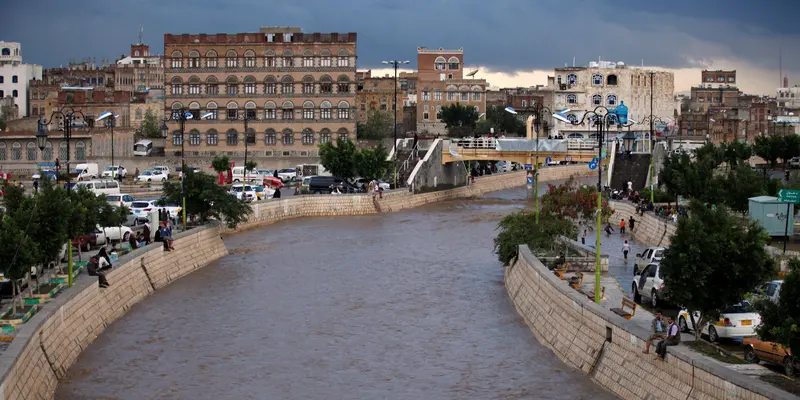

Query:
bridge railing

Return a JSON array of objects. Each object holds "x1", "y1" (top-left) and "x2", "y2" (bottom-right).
[
  {"x1": 450, "y1": 138, "x2": 498, "y2": 149},
  {"x1": 567, "y1": 139, "x2": 598, "y2": 151}
]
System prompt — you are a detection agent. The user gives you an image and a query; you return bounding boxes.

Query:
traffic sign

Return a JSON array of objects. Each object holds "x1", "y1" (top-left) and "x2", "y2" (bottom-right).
[
  {"x1": 588, "y1": 161, "x2": 598, "y2": 170},
  {"x1": 524, "y1": 164, "x2": 533, "y2": 170},
  {"x1": 778, "y1": 189, "x2": 800, "y2": 203},
  {"x1": 545, "y1": 157, "x2": 552, "y2": 164},
  {"x1": 526, "y1": 177, "x2": 534, "y2": 185},
  {"x1": 591, "y1": 157, "x2": 599, "y2": 164}
]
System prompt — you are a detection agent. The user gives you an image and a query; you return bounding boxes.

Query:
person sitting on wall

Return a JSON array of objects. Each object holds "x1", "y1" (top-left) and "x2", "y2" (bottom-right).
[
  {"x1": 655, "y1": 316, "x2": 681, "y2": 360},
  {"x1": 87, "y1": 256, "x2": 110, "y2": 289},
  {"x1": 643, "y1": 310, "x2": 668, "y2": 354}
]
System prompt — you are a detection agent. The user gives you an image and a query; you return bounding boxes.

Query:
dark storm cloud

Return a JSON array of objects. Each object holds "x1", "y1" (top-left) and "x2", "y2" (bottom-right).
[{"x1": 2, "y1": 0, "x2": 797, "y2": 72}]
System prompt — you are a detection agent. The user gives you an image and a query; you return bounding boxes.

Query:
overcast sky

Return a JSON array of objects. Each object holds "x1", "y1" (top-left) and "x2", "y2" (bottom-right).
[{"x1": 2, "y1": 0, "x2": 797, "y2": 94}]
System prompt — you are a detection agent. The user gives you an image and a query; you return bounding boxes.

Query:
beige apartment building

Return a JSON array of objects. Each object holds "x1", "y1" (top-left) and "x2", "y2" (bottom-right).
[
  {"x1": 415, "y1": 47, "x2": 486, "y2": 136},
  {"x1": 355, "y1": 70, "x2": 402, "y2": 124},
  {"x1": 163, "y1": 26, "x2": 357, "y2": 161}
]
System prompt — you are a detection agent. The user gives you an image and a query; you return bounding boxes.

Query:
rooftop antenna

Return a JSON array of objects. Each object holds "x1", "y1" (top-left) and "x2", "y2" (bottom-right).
[
  {"x1": 779, "y1": 46, "x2": 782, "y2": 88},
  {"x1": 641, "y1": 59, "x2": 644, "y2": 67},
  {"x1": 573, "y1": 57, "x2": 575, "y2": 67},
  {"x1": 138, "y1": 24, "x2": 143, "y2": 45},
  {"x1": 466, "y1": 65, "x2": 479, "y2": 79}
]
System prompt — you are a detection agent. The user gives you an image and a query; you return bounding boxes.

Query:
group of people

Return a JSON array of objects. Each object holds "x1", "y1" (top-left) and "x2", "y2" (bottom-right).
[
  {"x1": 644, "y1": 310, "x2": 681, "y2": 360},
  {"x1": 87, "y1": 246, "x2": 116, "y2": 289}
]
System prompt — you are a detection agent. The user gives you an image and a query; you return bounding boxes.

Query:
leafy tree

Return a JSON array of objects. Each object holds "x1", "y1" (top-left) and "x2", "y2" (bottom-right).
[
  {"x1": 540, "y1": 176, "x2": 613, "y2": 228},
  {"x1": 494, "y1": 210, "x2": 576, "y2": 265},
  {"x1": 27, "y1": 179, "x2": 70, "y2": 268},
  {"x1": 0, "y1": 211, "x2": 40, "y2": 314},
  {"x1": 755, "y1": 259, "x2": 800, "y2": 359},
  {"x1": 319, "y1": 138, "x2": 358, "y2": 181},
  {"x1": 161, "y1": 169, "x2": 252, "y2": 228},
  {"x1": 779, "y1": 134, "x2": 800, "y2": 168},
  {"x1": 140, "y1": 109, "x2": 162, "y2": 139},
  {"x1": 358, "y1": 110, "x2": 394, "y2": 140},
  {"x1": 720, "y1": 142, "x2": 752, "y2": 169},
  {"x1": 355, "y1": 143, "x2": 391, "y2": 180},
  {"x1": 245, "y1": 160, "x2": 258, "y2": 172},
  {"x1": 720, "y1": 165, "x2": 764, "y2": 213},
  {"x1": 440, "y1": 103, "x2": 479, "y2": 137},
  {"x1": 754, "y1": 135, "x2": 781, "y2": 170},
  {"x1": 212, "y1": 155, "x2": 231, "y2": 174},
  {"x1": 485, "y1": 106, "x2": 525, "y2": 136},
  {"x1": 660, "y1": 200, "x2": 775, "y2": 339}
]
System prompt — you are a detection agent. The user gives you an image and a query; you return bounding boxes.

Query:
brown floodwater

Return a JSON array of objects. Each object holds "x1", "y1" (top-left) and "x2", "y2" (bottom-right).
[{"x1": 56, "y1": 182, "x2": 616, "y2": 400}]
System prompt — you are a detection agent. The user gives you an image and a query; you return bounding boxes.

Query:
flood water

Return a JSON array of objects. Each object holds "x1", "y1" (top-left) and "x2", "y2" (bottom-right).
[{"x1": 56, "y1": 181, "x2": 616, "y2": 400}]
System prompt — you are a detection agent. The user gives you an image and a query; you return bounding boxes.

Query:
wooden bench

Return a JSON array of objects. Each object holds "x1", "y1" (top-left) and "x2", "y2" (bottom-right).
[
  {"x1": 552, "y1": 263, "x2": 569, "y2": 279},
  {"x1": 610, "y1": 298, "x2": 637, "y2": 320},
  {"x1": 568, "y1": 272, "x2": 583, "y2": 289}
]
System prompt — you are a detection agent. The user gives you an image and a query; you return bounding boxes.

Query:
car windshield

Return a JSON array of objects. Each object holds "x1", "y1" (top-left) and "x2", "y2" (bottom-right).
[
  {"x1": 107, "y1": 195, "x2": 120, "y2": 201},
  {"x1": 131, "y1": 201, "x2": 151, "y2": 208},
  {"x1": 724, "y1": 302, "x2": 755, "y2": 314},
  {"x1": 654, "y1": 249, "x2": 664, "y2": 258},
  {"x1": 244, "y1": 186, "x2": 253, "y2": 191},
  {"x1": 142, "y1": 171, "x2": 152, "y2": 175},
  {"x1": 232, "y1": 186, "x2": 243, "y2": 192},
  {"x1": 764, "y1": 283, "x2": 779, "y2": 296},
  {"x1": 254, "y1": 187, "x2": 264, "y2": 192}
]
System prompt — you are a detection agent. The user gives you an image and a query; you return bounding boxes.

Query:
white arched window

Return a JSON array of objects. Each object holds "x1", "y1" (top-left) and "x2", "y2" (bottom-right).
[
  {"x1": 606, "y1": 94, "x2": 617, "y2": 106},
  {"x1": 75, "y1": 141, "x2": 86, "y2": 160},
  {"x1": 206, "y1": 129, "x2": 219, "y2": 145},
  {"x1": 592, "y1": 74, "x2": 603, "y2": 86},
  {"x1": 337, "y1": 101, "x2": 350, "y2": 119},
  {"x1": 265, "y1": 129, "x2": 277, "y2": 145},
  {"x1": 205, "y1": 50, "x2": 218, "y2": 68},
  {"x1": 205, "y1": 101, "x2": 218, "y2": 120},
  {"x1": 226, "y1": 101, "x2": 239, "y2": 120},
  {"x1": 226, "y1": 129, "x2": 238, "y2": 146},
  {"x1": 282, "y1": 101, "x2": 294, "y2": 120},
  {"x1": 320, "y1": 100, "x2": 332, "y2": 119},
  {"x1": 337, "y1": 49, "x2": 349, "y2": 67},
  {"x1": 319, "y1": 128, "x2": 332, "y2": 144},
  {"x1": 567, "y1": 94, "x2": 577, "y2": 104},
  {"x1": 434, "y1": 56, "x2": 446, "y2": 71},
  {"x1": 302, "y1": 101, "x2": 315, "y2": 120},
  {"x1": 567, "y1": 74, "x2": 578, "y2": 85},
  {"x1": 244, "y1": 101, "x2": 257, "y2": 119},
  {"x1": 282, "y1": 129, "x2": 294, "y2": 145},
  {"x1": 41, "y1": 141, "x2": 52, "y2": 160},
  {"x1": 447, "y1": 56, "x2": 460, "y2": 70},
  {"x1": 264, "y1": 101, "x2": 277, "y2": 120},
  {"x1": 302, "y1": 128, "x2": 315, "y2": 145}
]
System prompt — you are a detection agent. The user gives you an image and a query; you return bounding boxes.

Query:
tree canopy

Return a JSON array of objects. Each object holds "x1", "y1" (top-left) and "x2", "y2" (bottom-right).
[
  {"x1": 440, "y1": 103, "x2": 479, "y2": 137},
  {"x1": 211, "y1": 155, "x2": 231, "y2": 174},
  {"x1": 319, "y1": 137, "x2": 359, "y2": 181},
  {"x1": 660, "y1": 200, "x2": 774, "y2": 338},
  {"x1": 161, "y1": 169, "x2": 252, "y2": 229},
  {"x1": 756, "y1": 259, "x2": 800, "y2": 354},
  {"x1": 357, "y1": 109, "x2": 394, "y2": 140},
  {"x1": 540, "y1": 176, "x2": 613, "y2": 227},
  {"x1": 355, "y1": 143, "x2": 392, "y2": 180},
  {"x1": 140, "y1": 109, "x2": 162, "y2": 139},
  {"x1": 483, "y1": 106, "x2": 525, "y2": 136}
]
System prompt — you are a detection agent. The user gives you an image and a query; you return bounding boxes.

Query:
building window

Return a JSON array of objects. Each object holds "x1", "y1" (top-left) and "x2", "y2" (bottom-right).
[
  {"x1": 447, "y1": 90, "x2": 456, "y2": 101},
  {"x1": 170, "y1": 85, "x2": 183, "y2": 95},
  {"x1": 281, "y1": 82, "x2": 294, "y2": 94},
  {"x1": 521, "y1": 100, "x2": 528, "y2": 108},
  {"x1": 59, "y1": 142, "x2": 68, "y2": 159},
  {"x1": 75, "y1": 141, "x2": 86, "y2": 160},
  {"x1": 282, "y1": 130, "x2": 294, "y2": 145},
  {"x1": 206, "y1": 57, "x2": 217, "y2": 68},
  {"x1": 172, "y1": 132, "x2": 183, "y2": 146},
  {"x1": 227, "y1": 84, "x2": 238, "y2": 95},
  {"x1": 227, "y1": 130, "x2": 238, "y2": 145},
  {"x1": 189, "y1": 84, "x2": 200, "y2": 94},
  {"x1": 471, "y1": 92, "x2": 481, "y2": 101},
  {"x1": 12, "y1": 90, "x2": 18, "y2": 98},
  {"x1": 226, "y1": 55, "x2": 238, "y2": 68},
  {"x1": 188, "y1": 57, "x2": 200, "y2": 68},
  {"x1": 717, "y1": 76, "x2": 724, "y2": 82},
  {"x1": 319, "y1": 129, "x2": 331, "y2": 144},
  {"x1": 11, "y1": 142, "x2": 21, "y2": 160},
  {"x1": 423, "y1": 112, "x2": 429, "y2": 120},
  {"x1": 448, "y1": 59, "x2": 459, "y2": 70},
  {"x1": 245, "y1": 83, "x2": 256, "y2": 94},
  {"x1": 606, "y1": 94, "x2": 617, "y2": 106},
  {"x1": 303, "y1": 82, "x2": 314, "y2": 94},
  {"x1": 303, "y1": 56, "x2": 313, "y2": 67},
  {"x1": 282, "y1": 102, "x2": 294, "y2": 120},
  {"x1": 171, "y1": 58, "x2": 182, "y2": 68},
  {"x1": 435, "y1": 57, "x2": 446, "y2": 70},
  {"x1": 337, "y1": 102, "x2": 350, "y2": 119},
  {"x1": 0, "y1": 76, "x2": 3, "y2": 83},
  {"x1": 245, "y1": 56, "x2": 256, "y2": 68},
  {"x1": 436, "y1": 105, "x2": 442, "y2": 120},
  {"x1": 227, "y1": 108, "x2": 238, "y2": 120},
  {"x1": 422, "y1": 90, "x2": 430, "y2": 101},
  {"x1": 206, "y1": 130, "x2": 218, "y2": 145},
  {"x1": 12, "y1": 76, "x2": 18, "y2": 83},
  {"x1": 434, "y1": 90, "x2": 442, "y2": 101},
  {"x1": 265, "y1": 102, "x2": 277, "y2": 119},
  {"x1": 302, "y1": 129, "x2": 315, "y2": 145},
  {"x1": 245, "y1": 109, "x2": 256, "y2": 120},
  {"x1": 567, "y1": 74, "x2": 577, "y2": 85},
  {"x1": 0, "y1": 90, "x2": 3, "y2": 97},
  {"x1": 338, "y1": 82, "x2": 349, "y2": 94},
  {"x1": 606, "y1": 74, "x2": 618, "y2": 86},
  {"x1": 0, "y1": 143, "x2": 5, "y2": 160},
  {"x1": 282, "y1": 56, "x2": 293, "y2": 67},
  {"x1": 460, "y1": 92, "x2": 469, "y2": 101},
  {"x1": 26, "y1": 142, "x2": 36, "y2": 161},
  {"x1": 592, "y1": 94, "x2": 602, "y2": 105},
  {"x1": 264, "y1": 78, "x2": 277, "y2": 94},
  {"x1": 567, "y1": 114, "x2": 578, "y2": 124},
  {"x1": 205, "y1": 102, "x2": 218, "y2": 120},
  {"x1": 320, "y1": 76, "x2": 333, "y2": 93},
  {"x1": 337, "y1": 129, "x2": 348, "y2": 141},
  {"x1": 263, "y1": 129, "x2": 275, "y2": 145},
  {"x1": 592, "y1": 74, "x2": 602, "y2": 86},
  {"x1": 42, "y1": 142, "x2": 52, "y2": 160},
  {"x1": 207, "y1": 83, "x2": 218, "y2": 95},
  {"x1": 265, "y1": 56, "x2": 276, "y2": 67},
  {"x1": 320, "y1": 55, "x2": 331, "y2": 67},
  {"x1": 320, "y1": 101, "x2": 332, "y2": 119},
  {"x1": 728, "y1": 76, "x2": 734, "y2": 82},
  {"x1": 337, "y1": 56, "x2": 349, "y2": 67},
  {"x1": 303, "y1": 102, "x2": 315, "y2": 119},
  {"x1": 189, "y1": 130, "x2": 201, "y2": 145}
]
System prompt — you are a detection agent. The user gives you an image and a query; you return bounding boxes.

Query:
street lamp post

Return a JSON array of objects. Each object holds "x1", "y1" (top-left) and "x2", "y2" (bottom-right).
[
  {"x1": 38, "y1": 107, "x2": 86, "y2": 288},
  {"x1": 382, "y1": 60, "x2": 410, "y2": 189},
  {"x1": 242, "y1": 112, "x2": 255, "y2": 179},
  {"x1": 505, "y1": 104, "x2": 553, "y2": 224},
  {"x1": 162, "y1": 109, "x2": 192, "y2": 231},
  {"x1": 554, "y1": 106, "x2": 632, "y2": 304},
  {"x1": 97, "y1": 111, "x2": 119, "y2": 178}
]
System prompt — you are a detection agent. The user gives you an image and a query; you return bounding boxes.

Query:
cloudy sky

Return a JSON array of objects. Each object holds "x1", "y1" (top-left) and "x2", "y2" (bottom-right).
[{"x1": 2, "y1": 0, "x2": 797, "y2": 94}]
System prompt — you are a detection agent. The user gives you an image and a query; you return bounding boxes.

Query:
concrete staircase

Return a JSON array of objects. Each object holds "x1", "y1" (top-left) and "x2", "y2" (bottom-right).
[{"x1": 610, "y1": 153, "x2": 651, "y2": 193}]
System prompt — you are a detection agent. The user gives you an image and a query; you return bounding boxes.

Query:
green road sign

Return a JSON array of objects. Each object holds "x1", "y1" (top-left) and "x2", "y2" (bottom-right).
[{"x1": 778, "y1": 189, "x2": 800, "y2": 203}]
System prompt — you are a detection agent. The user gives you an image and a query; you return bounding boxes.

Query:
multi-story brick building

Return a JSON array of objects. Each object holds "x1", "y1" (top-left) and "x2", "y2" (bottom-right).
[
  {"x1": 163, "y1": 26, "x2": 357, "y2": 165},
  {"x1": 0, "y1": 42, "x2": 43, "y2": 118},
  {"x1": 114, "y1": 40, "x2": 165, "y2": 93},
  {"x1": 355, "y1": 70, "x2": 402, "y2": 125},
  {"x1": 415, "y1": 47, "x2": 486, "y2": 136}
]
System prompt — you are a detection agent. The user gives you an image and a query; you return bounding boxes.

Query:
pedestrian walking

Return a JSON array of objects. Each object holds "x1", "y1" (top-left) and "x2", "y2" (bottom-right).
[
  {"x1": 629, "y1": 215, "x2": 636, "y2": 232},
  {"x1": 581, "y1": 229, "x2": 587, "y2": 245},
  {"x1": 619, "y1": 218, "x2": 626, "y2": 235},
  {"x1": 33, "y1": 179, "x2": 39, "y2": 193},
  {"x1": 604, "y1": 223, "x2": 614, "y2": 236},
  {"x1": 623, "y1": 240, "x2": 630, "y2": 261}
]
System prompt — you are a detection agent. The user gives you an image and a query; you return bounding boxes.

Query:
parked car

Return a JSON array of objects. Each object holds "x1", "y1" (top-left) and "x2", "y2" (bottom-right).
[
  {"x1": 71, "y1": 233, "x2": 98, "y2": 252},
  {"x1": 230, "y1": 184, "x2": 256, "y2": 202},
  {"x1": 106, "y1": 193, "x2": 135, "y2": 208},
  {"x1": 351, "y1": 178, "x2": 391, "y2": 192},
  {"x1": 253, "y1": 185, "x2": 275, "y2": 200},
  {"x1": 277, "y1": 168, "x2": 297, "y2": 182},
  {"x1": 136, "y1": 170, "x2": 169, "y2": 182},
  {"x1": 678, "y1": 302, "x2": 761, "y2": 342},
  {"x1": 129, "y1": 200, "x2": 180, "y2": 222},
  {"x1": 74, "y1": 180, "x2": 121, "y2": 196},
  {"x1": 790, "y1": 157, "x2": 800, "y2": 169},
  {"x1": 32, "y1": 169, "x2": 57, "y2": 181},
  {"x1": 756, "y1": 280, "x2": 783, "y2": 303},
  {"x1": 152, "y1": 165, "x2": 171, "y2": 179},
  {"x1": 74, "y1": 163, "x2": 99, "y2": 181},
  {"x1": 93, "y1": 224, "x2": 133, "y2": 245},
  {"x1": 631, "y1": 262, "x2": 666, "y2": 307},
  {"x1": 743, "y1": 337, "x2": 797, "y2": 376},
  {"x1": 101, "y1": 165, "x2": 127, "y2": 178},
  {"x1": 634, "y1": 246, "x2": 668, "y2": 272}
]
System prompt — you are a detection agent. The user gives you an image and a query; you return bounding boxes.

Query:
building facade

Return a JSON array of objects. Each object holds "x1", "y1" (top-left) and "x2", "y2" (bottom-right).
[
  {"x1": 0, "y1": 130, "x2": 93, "y2": 168},
  {"x1": 163, "y1": 26, "x2": 357, "y2": 163},
  {"x1": 415, "y1": 47, "x2": 486, "y2": 136},
  {"x1": 548, "y1": 61, "x2": 675, "y2": 138},
  {"x1": 777, "y1": 86, "x2": 800, "y2": 110},
  {"x1": 115, "y1": 42, "x2": 165, "y2": 93},
  {"x1": 0, "y1": 42, "x2": 43, "y2": 119},
  {"x1": 355, "y1": 70, "x2": 402, "y2": 125}
]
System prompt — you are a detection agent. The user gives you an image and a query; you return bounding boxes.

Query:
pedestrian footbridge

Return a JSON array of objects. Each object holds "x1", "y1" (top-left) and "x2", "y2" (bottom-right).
[{"x1": 442, "y1": 138, "x2": 599, "y2": 165}]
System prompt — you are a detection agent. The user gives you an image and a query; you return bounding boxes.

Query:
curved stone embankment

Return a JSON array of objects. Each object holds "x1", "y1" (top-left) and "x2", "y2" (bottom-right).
[
  {"x1": 610, "y1": 201, "x2": 676, "y2": 247},
  {"x1": 505, "y1": 245, "x2": 794, "y2": 400}
]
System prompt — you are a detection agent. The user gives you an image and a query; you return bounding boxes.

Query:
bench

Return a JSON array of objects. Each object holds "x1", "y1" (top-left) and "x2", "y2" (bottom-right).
[
  {"x1": 610, "y1": 298, "x2": 637, "y2": 320},
  {"x1": 568, "y1": 272, "x2": 583, "y2": 289},
  {"x1": 552, "y1": 263, "x2": 569, "y2": 279}
]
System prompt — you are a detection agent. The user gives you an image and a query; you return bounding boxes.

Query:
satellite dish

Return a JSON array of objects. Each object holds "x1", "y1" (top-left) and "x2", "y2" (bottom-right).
[{"x1": 466, "y1": 65, "x2": 479, "y2": 78}]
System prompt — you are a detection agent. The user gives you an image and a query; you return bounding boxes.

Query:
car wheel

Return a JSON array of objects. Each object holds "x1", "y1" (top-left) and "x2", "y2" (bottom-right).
[
  {"x1": 651, "y1": 290, "x2": 658, "y2": 308},
  {"x1": 708, "y1": 326, "x2": 719, "y2": 343},
  {"x1": 632, "y1": 284, "x2": 641, "y2": 303},
  {"x1": 679, "y1": 316, "x2": 689, "y2": 333},
  {"x1": 784, "y1": 357, "x2": 796, "y2": 376},
  {"x1": 147, "y1": 179, "x2": 152, "y2": 182},
  {"x1": 743, "y1": 347, "x2": 759, "y2": 364},
  {"x1": 83, "y1": 242, "x2": 90, "y2": 252}
]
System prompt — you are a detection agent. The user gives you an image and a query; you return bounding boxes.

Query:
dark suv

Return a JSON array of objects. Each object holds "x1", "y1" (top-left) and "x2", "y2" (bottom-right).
[{"x1": 302, "y1": 176, "x2": 358, "y2": 194}]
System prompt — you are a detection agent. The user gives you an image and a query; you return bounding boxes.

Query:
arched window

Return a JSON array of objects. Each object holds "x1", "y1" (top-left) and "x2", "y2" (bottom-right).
[
  {"x1": 244, "y1": 49, "x2": 256, "y2": 67},
  {"x1": 264, "y1": 50, "x2": 276, "y2": 67},
  {"x1": 1, "y1": 48, "x2": 10, "y2": 56},
  {"x1": 592, "y1": 74, "x2": 603, "y2": 86},
  {"x1": 337, "y1": 128, "x2": 349, "y2": 141},
  {"x1": 172, "y1": 131, "x2": 183, "y2": 146},
  {"x1": 189, "y1": 129, "x2": 201, "y2": 146},
  {"x1": 567, "y1": 73, "x2": 578, "y2": 85},
  {"x1": 302, "y1": 101, "x2": 315, "y2": 119},
  {"x1": 26, "y1": 142, "x2": 37, "y2": 161},
  {"x1": 459, "y1": 85, "x2": 470, "y2": 101},
  {"x1": 12, "y1": 90, "x2": 18, "y2": 98},
  {"x1": 302, "y1": 75, "x2": 314, "y2": 94},
  {"x1": 471, "y1": 85, "x2": 482, "y2": 101},
  {"x1": 188, "y1": 102, "x2": 201, "y2": 119},
  {"x1": 206, "y1": 129, "x2": 219, "y2": 145},
  {"x1": 11, "y1": 142, "x2": 21, "y2": 160},
  {"x1": 41, "y1": 142, "x2": 52, "y2": 161},
  {"x1": 282, "y1": 129, "x2": 294, "y2": 145},
  {"x1": 205, "y1": 75, "x2": 218, "y2": 95},
  {"x1": 447, "y1": 56, "x2": 460, "y2": 70},
  {"x1": 281, "y1": 75, "x2": 294, "y2": 94},
  {"x1": 606, "y1": 94, "x2": 617, "y2": 106},
  {"x1": 265, "y1": 129, "x2": 277, "y2": 145},
  {"x1": 319, "y1": 49, "x2": 332, "y2": 67},
  {"x1": 282, "y1": 50, "x2": 293, "y2": 67},
  {"x1": 320, "y1": 100, "x2": 332, "y2": 119},
  {"x1": 244, "y1": 75, "x2": 257, "y2": 94},
  {"x1": 244, "y1": 101, "x2": 257, "y2": 119},
  {"x1": 567, "y1": 94, "x2": 577, "y2": 104},
  {"x1": 225, "y1": 50, "x2": 238, "y2": 68},
  {"x1": 226, "y1": 101, "x2": 239, "y2": 120},
  {"x1": 282, "y1": 100, "x2": 294, "y2": 120},
  {"x1": 226, "y1": 129, "x2": 238, "y2": 145},
  {"x1": 434, "y1": 56, "x2": 446, "y2": 71},
  {"x1": 59, "y1": 141, "x2": 68, "y2": 160},
  {"x1": 302, "y1": 49, "x2": 314, "y2": 67},
  {"x1": 567, "y1": 114, "x2": 578, "y2": 124},
  {"x1": 75, "y1": 141, "x2": 86, "y2": 160},
  {"x1": 0, "y1": 143, "x2": 6, "y2": 161},
  {"x1": 135, "y1": 108, "x2": 143, "y2": 120},
  {"x1": 337, "y1": 49, "x2": 350, "y2": 67},
  {"x1": 170, "y1": 76, "x2": 183, "y2": 95},
  {"x1": 337, "y1": 101, "x2": 350, "y2": 119},
  {"x1": 205, "y1": 101, "x2": 218, "y2": 120},
  {"x1": 607, "y1": 74, "x2": 618, "y2": 86},
  {"x1": 245, "y1": 128, "x2": 256, "y2": 145},
  {"x1": 320, "y1": 75, "x2": 332, "y2": 93},
  {"x1": 225, "y1": 75, "x2": 239, "y2": 96},
  {"x1": 337, "y1": 75, "x2": 350, "y2": 94},
  {"x1": 205, "y1": 50, "x2": 218, "y2": 68},
  {"x1": 302, "y1": 128, "x2": 314, "y2": 145},
  {"x1": 188, "y1": 50, "x2": 200, "y2": 68},
  {"x1": 170, "y1": 51, "x2": 183, "y2": 68},
  {"x1": 319, "y1": 128, "x2": 332, "y2": 144},
  {"x1": 446, "y1": 85, "x2": 457, "y2": 101},
  {"x1": 264, "y1": 75, "x2": 277, "y2": 94},
  {"x1": 592, "y1": 94, "x2": 602, "y2": 105},
  {"x1": 264, "y1": 101, "x2": 277, "y2": 120}
]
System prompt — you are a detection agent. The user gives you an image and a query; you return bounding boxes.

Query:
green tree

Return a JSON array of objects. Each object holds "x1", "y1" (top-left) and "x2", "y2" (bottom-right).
[
  {"x1": 493, "y1": 211, "x2": 576, "y2": 265},
  {"x1": 720, "y1": 164, "x2": 764, "y2": 213},
  {"x1": 161, "y1": 169, "x2": 252, "y2": 228},
  {"x1": 660, "y1": 200, "x2": 775, "y2": 339},
  {"x1": 0, "y1": 212, "x2": 40, "y2": 314},
  {"x1": 319, "y1": 138, "x2": 358, "y2": 181},
  {"x1": 755, "y1": 260, "x2": 800, "y2": 368},
  {"x1": 212, "y1": 155, "x2": 231, "y2": 175},
  {"x1": 440, "y1": 103, "x2": 479, "y2": 137},
  {"x1": 245, "y1": 160, "x2": 258, "y2": 172},
  {"x1": 779, "y1": 135, "x2": 800, "y2": 168},
  {"x1": 27, "y1": 179, "x2": 71, "y2": 269},
  {"x1": 358, "y1": 109, "x2": 394, "y2": 140},
  {"x1": 754, "y1": 135, "x2": 781, "y2": 170},
  {"x1": 355, "y1": 143, "x2": 391, "y2": 180},
  {"x1": 485, "y1": 106, "x2": 525, "y2": 136},
  {"x1": 720, "y1": 142, "x2": 752, "y2": 169},
  {"x1": 140, "y1": 109, "x2": 162, "y2": 139},
  {"x1": 540, "y1": 176, "x2": 613, "y2": 228}
]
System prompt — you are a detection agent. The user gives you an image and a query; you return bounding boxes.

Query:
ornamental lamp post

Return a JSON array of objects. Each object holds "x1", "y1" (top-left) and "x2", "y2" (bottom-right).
[
  {"x1": 96, "y1": 111, "x2": 119, "y2": 178},
  {"x1": 505, "y1": 103, "x2": 553, "y2": 224},
  {"x1": 553, "y1": 105, "x2": 633, "y2": 304},
  {"x1": 382, "y1": 60, "x2": 410, "y2": 189},
  {"x1": 162, "y1": 109, "x2": 194, "y2": 231}
]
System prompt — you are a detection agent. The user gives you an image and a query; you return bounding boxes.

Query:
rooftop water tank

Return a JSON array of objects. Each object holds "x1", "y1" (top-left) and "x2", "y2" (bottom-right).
[{"x1": 588, "y1": 61, "x2": 599, "y2": 68}]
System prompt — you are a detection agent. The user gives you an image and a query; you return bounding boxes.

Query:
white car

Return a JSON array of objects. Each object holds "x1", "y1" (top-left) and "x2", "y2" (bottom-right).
[
  {"x1": 93, "y1": 224, "x2": 133, "y2": 245},
  {"x1": 152, "y1": 165, "x2": 171, "y2": 179},
  {"x1": 129, "y1": 200, "x2": 181, "y2": 221},
  {"x1": 757, "y1": 280, "x2": 783, "y2": 303},
  {"x1": 634, "y1": 246, "x2": 667, "y2": 272},
  {"x1": 678, "y1": 302, "x2": 761, "y2": 342},
  {"x1": 277, "y1": 168, "x2": 296, "y2": 182},
  {"x1": 230, "y1": 184, "x2": 256, "y2": 202},
  {"x1": 101, "y1": 165, "x2": 127, "y2": 178},
  {"x1": 136, "y1": 170, "x2": 169, "y2": 182},
  {"x1": 105, "y1": 193, "x2": 135, "y2": 208},
  {"x1": 631, "y1": 262, "x2": 666, "y2": 308}
]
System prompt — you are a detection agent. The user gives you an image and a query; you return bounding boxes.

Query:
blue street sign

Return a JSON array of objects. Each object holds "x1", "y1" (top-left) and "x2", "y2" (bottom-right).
[
  {"x1": 589, "y1": 161, "x2": 598, "y2": 170},
  {"x1": 526, "y1": 177, "x2": 534, "y2": 185},
  {"x1": 591, "y1": 157, "x2": 599, "y2": 164},
  {"x1": 524, "y1": 164, "x2": 533, "y2": 170},
  {"x1": 545, "y1": 157, "x2": 552, "y2": 164}
]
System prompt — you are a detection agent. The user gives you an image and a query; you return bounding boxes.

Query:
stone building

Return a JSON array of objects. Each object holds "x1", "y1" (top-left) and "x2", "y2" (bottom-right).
[
  {"x1": 0, "y1": 42, "x2": 43, "y2": 118},
  {"x1": 355, "y1": 70, "x2": 402, "y2": 125},
  {"x1": 163, "y1": 26, "x2": 357, "y2": 166},
  {"x1": 114, "y1": 40, "x2": 165, "y2": 93},
  {"x1": 547, "y1": 60, "x2": 675, "y2": 138},
  {"x1": 777, "y1": 85, "x2": 800, "y2": 111},
  {"x1": 0, "y1": 130, "x2": 93, "y2": 169},
  {"x1": 399, "y1": 72, "x2": 417, "y2": 106},
  {"x1": 415, "y1": 47, "x2": 486, "y2": 136}
]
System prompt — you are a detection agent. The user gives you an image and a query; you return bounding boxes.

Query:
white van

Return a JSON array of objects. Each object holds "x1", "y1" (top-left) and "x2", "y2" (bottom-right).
[
  {"x1": 231, "y1": 166, "x2": 260, "y2": 182},
  {"x1": 133, "y1": 140, "x2": 153, "y2": 157},
  {"x1": 75, "y1": 163, "x2": 99, "y2": 181},
  {"x1": 74, "y1": 180, "x2": 121, "y2": 196}
]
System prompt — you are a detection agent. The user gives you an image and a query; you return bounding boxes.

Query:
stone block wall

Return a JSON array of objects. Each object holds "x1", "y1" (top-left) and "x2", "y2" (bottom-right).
[
  {"x1": 505, "y1": 245, "x2": 793, "y2": 400},
  {"x1": 610, "y1": 201, "x2": 676, "y2": 247},
  {"x1": 0, "y1": 224, "x2": 227, "y2": 400}
]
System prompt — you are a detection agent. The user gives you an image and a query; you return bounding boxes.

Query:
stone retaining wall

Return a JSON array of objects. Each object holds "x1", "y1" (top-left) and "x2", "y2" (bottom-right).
[
  {"x1": 505, "y1": 245, "x2": 793, "y2": 400},
  {"x1": 610, "y1": 201, "x2": 676, "y2": 247},
  {"x1": 0, "y1": 224, "x2": 228, "y2": 400}
]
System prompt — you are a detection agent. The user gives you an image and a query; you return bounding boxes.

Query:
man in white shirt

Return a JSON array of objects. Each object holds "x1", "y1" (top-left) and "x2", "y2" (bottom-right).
[{"x1": 655, "y1": 315, "x2": 681, "y2": 360}]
